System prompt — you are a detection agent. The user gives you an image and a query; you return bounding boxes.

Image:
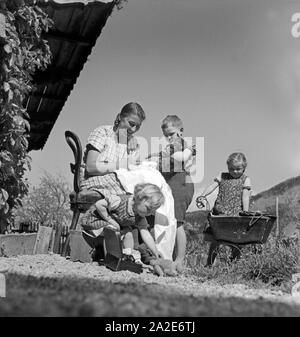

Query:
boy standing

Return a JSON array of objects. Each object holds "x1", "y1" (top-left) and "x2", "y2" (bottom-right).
[{"x1": 148, "y1": 115, "x2": 195, "y2": 272}]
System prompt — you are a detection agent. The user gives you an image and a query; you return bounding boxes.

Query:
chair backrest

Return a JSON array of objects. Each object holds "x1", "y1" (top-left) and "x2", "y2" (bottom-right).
[{"x1": 65, "y1": 130, "x2": 82, "y2": 193}]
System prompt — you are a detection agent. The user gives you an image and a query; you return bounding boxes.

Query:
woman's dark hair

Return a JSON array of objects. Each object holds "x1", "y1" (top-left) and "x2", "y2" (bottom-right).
[
  {"x1": 120, "y1": 102, "x2": 145, "y2": 121},
  {"x1": 114, "y1": 102, "x2": 146, "y2": 129}
]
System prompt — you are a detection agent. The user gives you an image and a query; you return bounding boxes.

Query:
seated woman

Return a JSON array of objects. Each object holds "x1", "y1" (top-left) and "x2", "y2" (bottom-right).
[{"x1": 81, "y1": 102, "x2": 146, "y2": 196}]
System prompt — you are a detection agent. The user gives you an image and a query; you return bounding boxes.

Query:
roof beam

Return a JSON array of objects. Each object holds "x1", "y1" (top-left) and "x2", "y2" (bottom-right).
[
  {"x1": 34, "y1": 68, "x2": 75, "y2": 84},
  {"x1": 30, "y1": 92, "x2": 66, "y2": 101},
  {"x1": 43, "y1": 31, "x2": 92, "y2": 47}
]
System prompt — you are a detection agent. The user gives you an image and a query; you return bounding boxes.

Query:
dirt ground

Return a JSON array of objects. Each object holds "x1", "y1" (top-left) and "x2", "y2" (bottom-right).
[{"x1": 0, "y1": 254, "x2": 300, "y2": 317}]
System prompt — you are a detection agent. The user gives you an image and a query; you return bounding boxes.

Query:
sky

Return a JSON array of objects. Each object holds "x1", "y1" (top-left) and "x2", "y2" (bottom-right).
[{"x1": 25, "y1": 0, "x2": 300, "y2": 211}]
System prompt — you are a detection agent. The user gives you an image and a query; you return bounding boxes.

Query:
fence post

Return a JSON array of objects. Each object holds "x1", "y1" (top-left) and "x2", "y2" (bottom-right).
[{"x1": 275, "y1": 196, "x2": 279, "y2": 238}]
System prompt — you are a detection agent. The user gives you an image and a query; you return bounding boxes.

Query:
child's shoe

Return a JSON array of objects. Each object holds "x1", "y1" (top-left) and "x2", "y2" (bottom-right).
[{"x1": 131, "y1": 249, "x2": 142, "y2": 264}]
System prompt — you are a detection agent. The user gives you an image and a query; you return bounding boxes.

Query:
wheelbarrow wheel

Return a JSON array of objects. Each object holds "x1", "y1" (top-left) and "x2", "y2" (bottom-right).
[{"x1": 212, "y1": 243, "x2": 242, "y2": 266}]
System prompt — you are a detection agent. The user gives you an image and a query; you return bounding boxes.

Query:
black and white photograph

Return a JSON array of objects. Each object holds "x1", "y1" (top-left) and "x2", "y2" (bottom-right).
[{"x1": 0, "y1": 0, "x2": 300, "y2": 321}]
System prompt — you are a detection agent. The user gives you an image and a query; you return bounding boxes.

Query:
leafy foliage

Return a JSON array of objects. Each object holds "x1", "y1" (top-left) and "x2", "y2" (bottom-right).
[
  {"x1": 0, "y1": 0, "x2": 52, "y2": 232},
  {"x1": 13, "y1": 171, "x2": 72, "y2": 227}
]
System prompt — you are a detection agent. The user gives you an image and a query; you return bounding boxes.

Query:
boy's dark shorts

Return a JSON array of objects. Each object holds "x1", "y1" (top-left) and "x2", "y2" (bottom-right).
[{"x1": 163, "y1": 172, "x2": 194, "y2": 223}]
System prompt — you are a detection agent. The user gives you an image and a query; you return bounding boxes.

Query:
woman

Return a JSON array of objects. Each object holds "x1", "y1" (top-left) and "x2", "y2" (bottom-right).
[{"x1": 81, "y1": 102, "x2": 146, "y2": 195}]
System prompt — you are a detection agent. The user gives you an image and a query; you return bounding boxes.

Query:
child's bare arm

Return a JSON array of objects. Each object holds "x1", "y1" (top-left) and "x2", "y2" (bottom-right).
[
  {"x1": 95, "y1": 199, "x2": 120, "y2": 231},
  {"x1": 202, "y1": 181, "x2": 219, "y2": 197},
  {"x1": 242, "y1": 189, "x2": 251, "y2": 211},
  {"x1": 242, "y1": 177, "x2": 251, "y2": 211},
  {"x1": 140, "y1": 228, "x2": 161, "y2": 258},
  {"x1": 86, "y1": 150, "x2": 128, "y2": 175},
  {"x1": 196, "y1": 180, "x2": 219, "y2": 208}
]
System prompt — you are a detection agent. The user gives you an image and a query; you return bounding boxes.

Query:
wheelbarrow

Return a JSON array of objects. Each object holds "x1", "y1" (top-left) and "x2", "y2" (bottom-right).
[
  {"x1": 207, "y1": 211, "x2": 277, "y2": 245},
  {"x1": 196, "y1": 196, "x2": 277, "y2": 265}
]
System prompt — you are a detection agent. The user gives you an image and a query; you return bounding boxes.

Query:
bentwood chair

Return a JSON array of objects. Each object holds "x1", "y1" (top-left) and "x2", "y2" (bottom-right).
[{"x1": 62, "y1": 131, "x2": 103, "y2": 256}]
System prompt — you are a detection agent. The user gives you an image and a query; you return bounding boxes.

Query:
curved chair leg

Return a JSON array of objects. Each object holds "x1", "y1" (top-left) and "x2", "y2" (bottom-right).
[
  {"x1": 61, "y1": 235, "x2": 70, "y2": 257},
  {"x1": 62, "y1": 209, "x2": 80, "y2": 257},
  {"x1": 70, "y1": 208, "x2": 80, "y2": 231}
]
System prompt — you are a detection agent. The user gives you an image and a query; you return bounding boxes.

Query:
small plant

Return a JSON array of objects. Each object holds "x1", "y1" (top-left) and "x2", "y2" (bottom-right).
[{"x1": 232, "y1": 235, "x2": 299, "y2": 286}]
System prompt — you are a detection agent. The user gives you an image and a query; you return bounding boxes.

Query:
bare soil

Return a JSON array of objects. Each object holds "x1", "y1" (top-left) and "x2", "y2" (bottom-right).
[{"x1": 0, "y1": 254, "x2": 300, "y2": 317}]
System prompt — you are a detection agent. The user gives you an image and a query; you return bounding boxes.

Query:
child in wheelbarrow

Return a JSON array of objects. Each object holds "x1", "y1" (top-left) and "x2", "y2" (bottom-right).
[{"x1": 196, "y1": 152, "x2": 251, "y2": 266}]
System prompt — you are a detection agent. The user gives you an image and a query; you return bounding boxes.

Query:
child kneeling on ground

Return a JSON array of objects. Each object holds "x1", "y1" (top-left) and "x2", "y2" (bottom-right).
[{"x1": 82, "y1": 183, "x2": 165, "y2": 262}]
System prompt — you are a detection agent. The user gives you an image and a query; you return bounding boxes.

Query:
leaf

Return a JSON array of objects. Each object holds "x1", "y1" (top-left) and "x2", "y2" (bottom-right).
[
  {"x1": 9, "y1": 78, "x2": 20, "y2": 87},
  {"x1": 8, "y1": 55, "x2": 13, "y2": 67},
  {"x1": 1, "y1": 189, "x2": 9, "y2": 201},
  {"x1": 10, "y1": 137, "x2": 15, "y2": 146},
  {"x1": 4, "y1": 44, "x2": 12, "y2": 54},
  {"x1": 15, "y1": 198, "x2": 23, "y2": 207},
  {"x1": 22, "y1": 110, "x2": 30, "y2": 119},
  {"x1": 0, "y1": 151, "x2": 12, "y2": 162},
  {"x1": 8, "y1": 89, "x2": 13, "y2": 102},
  {"x1": 24, "y1": 119, "x2": 30, "y2": 131},
  {"x1": 13, "y1": 115, "x2": 23, "y2": 126},
  {"x1": 3, "y1": 202, "x2": 10, "y2": 214},
  {"x1": 3, "y1": 82, "x2": 10, "y2": 92}
]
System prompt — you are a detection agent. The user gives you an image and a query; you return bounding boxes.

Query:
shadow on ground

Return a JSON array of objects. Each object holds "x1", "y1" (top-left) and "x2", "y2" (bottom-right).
[{"x1": 1, "y1": 273, "x2": 300, "y2": 316}]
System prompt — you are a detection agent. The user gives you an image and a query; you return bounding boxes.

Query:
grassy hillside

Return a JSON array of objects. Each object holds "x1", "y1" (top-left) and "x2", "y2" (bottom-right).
[
  {"x1": 251, "y1": 175, "x2": 300, "y2": 205},
  {"x1": 250, "y1": 175, "x2": 300, "y2": 236}
]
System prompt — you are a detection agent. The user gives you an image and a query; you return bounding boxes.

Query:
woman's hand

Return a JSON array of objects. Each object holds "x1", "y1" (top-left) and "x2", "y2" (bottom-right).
[
  {"x1": 127, "y1": 137, "x2": 139, "y2": 154},
  {"x1": 145, "y1": 152, "x2": 160, "y2": 160},
  {"x1": 128, "y1": 151, "x2": 141, "y2": 166},
  {"x1": 107, "y1": 221, "x2": 120, "y2": 232}
]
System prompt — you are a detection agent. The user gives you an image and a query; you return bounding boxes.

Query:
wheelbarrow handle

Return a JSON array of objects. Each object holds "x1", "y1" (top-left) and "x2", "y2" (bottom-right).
[
  {"x1": 246, "y1": 214, "x2": 265, "y2": 231},
  {"x1": 196, "y1": 196, "x2": 210, "y2": 210}
]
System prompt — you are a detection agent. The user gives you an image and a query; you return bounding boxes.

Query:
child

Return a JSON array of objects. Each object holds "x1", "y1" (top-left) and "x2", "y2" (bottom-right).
[
  {"x1": 147, "y1": 115, "x2": 195, "y2": 273},
  {"x1": 82, "y1": 183, "x2": 165, "y2": 259},
  {"x1": 196, "y1": 152, "x2": 251, "y2": 266}
]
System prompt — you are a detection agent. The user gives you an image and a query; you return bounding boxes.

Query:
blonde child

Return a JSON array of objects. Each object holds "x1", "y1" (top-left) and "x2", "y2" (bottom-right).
[
  {"x1": 82, "y1": 183, "x2": 165, "y2": 259},
  {"x1": 196, "y1": 152, "x2": 251, "y2": 266}
]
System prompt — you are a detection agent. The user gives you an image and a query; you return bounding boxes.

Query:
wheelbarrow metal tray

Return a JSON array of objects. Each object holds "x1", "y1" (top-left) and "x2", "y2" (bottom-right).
[{"x1": 208, "y1": 214, "x2": 277, "y2": 244}]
